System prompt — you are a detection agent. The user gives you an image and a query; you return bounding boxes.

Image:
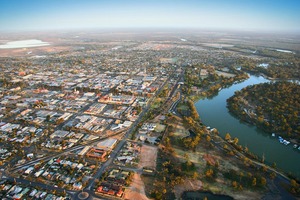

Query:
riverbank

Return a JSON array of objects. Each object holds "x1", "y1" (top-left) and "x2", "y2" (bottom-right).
[
  {"x1": 194, "y1": 75, "x2": 300, "y2": 180},
  {"x1": 152, "y1": 65, "x2": 300, "y2": 199},
  {"x1": 260, "y1": 73, "x2": 300, "y2": 83},
  {"x1": 163, "y1": 114, "x2": 268, "y2": 200},
  {"x1": 182, "y1": 191, "x2": 234, "y2": 200}
]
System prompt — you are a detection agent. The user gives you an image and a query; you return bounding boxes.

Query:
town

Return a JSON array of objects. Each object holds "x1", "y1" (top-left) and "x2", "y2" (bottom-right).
[{"x1": 0, "y1": 30, "x2": 300, "y2": 200}]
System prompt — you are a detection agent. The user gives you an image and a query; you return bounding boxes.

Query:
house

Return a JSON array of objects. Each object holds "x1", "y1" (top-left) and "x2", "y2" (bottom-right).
[
  {"x1": 24, "y1": 167, "x2": 34, "y2": 174},
  {"x1": 34, "y1": 169, "x2": 44, "y2": 177},
  {"x1": 73, "y1": 182, "x2": 83, "y2": 190}
]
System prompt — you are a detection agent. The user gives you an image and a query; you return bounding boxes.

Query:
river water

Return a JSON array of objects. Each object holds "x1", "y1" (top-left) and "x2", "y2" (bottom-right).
[{"x1": 195, "y1": 75, "x2": 300, "y2": 179}]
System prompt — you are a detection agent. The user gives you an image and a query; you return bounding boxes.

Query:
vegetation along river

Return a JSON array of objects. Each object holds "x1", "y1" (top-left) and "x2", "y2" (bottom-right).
[{"x1": 195, "y1": 75, "x2": 300, "y2": 179}]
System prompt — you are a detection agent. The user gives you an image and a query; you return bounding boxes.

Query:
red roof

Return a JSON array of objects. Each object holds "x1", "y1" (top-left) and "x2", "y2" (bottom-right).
[
  {"x1": 97, "y1": 186, "x2": 103, "y2": 192},
  {"x1": 108, "y1": 190, "x2": 115, "y2": 195}
]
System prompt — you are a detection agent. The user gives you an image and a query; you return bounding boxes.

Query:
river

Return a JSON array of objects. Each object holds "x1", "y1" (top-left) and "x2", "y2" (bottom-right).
[{"x1": 195, "y1": 75, "x2": 300, "y2": 179}]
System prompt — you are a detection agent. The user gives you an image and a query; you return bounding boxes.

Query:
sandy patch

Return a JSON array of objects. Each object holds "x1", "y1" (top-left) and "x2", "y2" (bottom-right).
[
  {"x1": 203, "y1": 153, "x2": 216, "y2": 166},
  {"x1": 174, "y1": 179, "x2": 202, "y2": 199},
  {"x1": 230, "y1": 191, "x2": 263, "y2": 200},
  {"x1": 124, "y1": 173, "x2": 149, "y2": 200},
  {"x1": 138, "y1": 145, "x2": 157, "y2": 169},
  {"x1": 174, "y1": 148, "x2": 202, "y2": 164},
  {"x1": 0, "y1": 39, "x2": 50, "y2": 49},
  {"x1": 215, "y1": 70, "x2": 236, "y2": 78}
]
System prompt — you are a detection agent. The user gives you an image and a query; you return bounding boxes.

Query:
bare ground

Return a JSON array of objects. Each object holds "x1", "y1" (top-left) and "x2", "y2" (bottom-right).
[
  {"x1": 124, "y1": 173, "x2": 149, "y2": 200},
  {"x1": 138, "y1": 144, "x2": 158, "y2": 169},
  {"x1": 172, "y1": 145, "x2": 262, "y2": 199},
  {"x1": 174, "y1": 179, "x2": 202, "y2": 199},
  {"x1": 203, "y1": 153, "x2": 216, "y2": 166}
]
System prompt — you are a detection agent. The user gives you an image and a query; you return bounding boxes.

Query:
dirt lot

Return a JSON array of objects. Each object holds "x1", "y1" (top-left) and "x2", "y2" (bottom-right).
[
  {"x1": 124, "y1": 173, "x2": 149, "y2": 200},
  {"x1": 215, "y1": 70, "x2": 236, "y2": 78},
  {"x1": 138, "y1": 144, "x2": 158, "y2": 169},
  {"x1": 174, "y1": 179, "x2": 202, "y2": 199}
]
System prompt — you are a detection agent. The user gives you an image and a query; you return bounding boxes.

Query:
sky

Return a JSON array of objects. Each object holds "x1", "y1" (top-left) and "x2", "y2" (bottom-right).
[{"x1": 0, "y1": 0, "x2": 299, "y2": 33}]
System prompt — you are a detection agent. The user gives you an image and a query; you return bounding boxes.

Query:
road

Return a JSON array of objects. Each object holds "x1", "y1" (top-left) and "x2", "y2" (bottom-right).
[
  {"x1": 9, "y1": 80, "x2": 131, "y2": 173},
  {"x1": 11, "y1": 129, "x2": 126, "y2": 172},
  {"x1": 3, "y1": 68, "x2": 179, "y2": 200},
  {"x1": 82, "y1": 69, "x2": 176, "y2": 197},
  {"x1": 85, "y1": 80, "x2": 162, "y2": 191}
]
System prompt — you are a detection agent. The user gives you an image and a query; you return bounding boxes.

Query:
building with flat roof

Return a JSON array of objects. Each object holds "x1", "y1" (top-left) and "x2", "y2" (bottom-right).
[
  {"x1": 78, "y1": 146, "x2": 91, "y2": 156},
  {"x1": 86, "y1": 148, "x2": 107, "y2": 161},
  {"x1": 96, "y1": 138, "x2": 118, "y2": 150}
]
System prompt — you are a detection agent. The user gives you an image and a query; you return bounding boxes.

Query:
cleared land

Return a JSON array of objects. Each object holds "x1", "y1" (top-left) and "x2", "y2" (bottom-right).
[
  {"x1": 174, "y1": 179, "x2": 202, "y2": 199},
  {"x1": 173, "y1": 123, "x2": 189, "y2": 138},
  {"x1": 138, "y1": 144, "x2": 158, "y2": 169},
  {"x1": 124, "y1": 173, "x2": 149, "y2": 200},
  {"x1": 215, "y1": 70, "x2": 236, "y2": 78}
]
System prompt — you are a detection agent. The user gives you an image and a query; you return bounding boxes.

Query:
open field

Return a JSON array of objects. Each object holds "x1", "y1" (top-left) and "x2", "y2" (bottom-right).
[
  {"x1": 138, "y1": 145, "x2": 158, "y2": 169},
  {"x1": 215, "y1": 70, "x2": 236, "y2": 78}
]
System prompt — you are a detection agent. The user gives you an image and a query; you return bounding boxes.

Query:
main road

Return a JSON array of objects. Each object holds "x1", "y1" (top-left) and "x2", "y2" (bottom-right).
[
  {"x1": 4, "y1": 67, "x2": 181, "y2": 200},
  {"x1": 84, "y1": 68, "x2": 176, "y2": 192}
]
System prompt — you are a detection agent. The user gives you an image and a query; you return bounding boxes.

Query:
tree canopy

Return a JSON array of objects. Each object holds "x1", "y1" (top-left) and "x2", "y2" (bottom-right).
[{"x1": 227, "y1": 81, "x2": 300, "y2": 141}]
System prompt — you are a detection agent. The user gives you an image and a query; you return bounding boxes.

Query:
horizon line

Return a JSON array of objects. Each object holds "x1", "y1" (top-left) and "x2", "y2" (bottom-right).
[{"x1": 1, "y1": 27, "x2": 300, "y2": 35}]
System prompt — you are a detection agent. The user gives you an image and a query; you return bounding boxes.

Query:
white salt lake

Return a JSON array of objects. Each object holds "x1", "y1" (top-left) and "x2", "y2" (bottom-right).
[{"x1": 0, "y1": 39, "x2": 50, "y2": 49}]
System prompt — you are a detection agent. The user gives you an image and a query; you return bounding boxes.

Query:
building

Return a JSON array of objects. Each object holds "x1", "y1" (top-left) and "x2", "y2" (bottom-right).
[
  {"x1": 86, "y1": 148, "x2": 107, "y2": 161},
  {"x1": 96, "y1": 138, "x2": 118, "y2": 150},
  {"x1": 78, "y1": 146, "x2": 91, "y2": 156}
]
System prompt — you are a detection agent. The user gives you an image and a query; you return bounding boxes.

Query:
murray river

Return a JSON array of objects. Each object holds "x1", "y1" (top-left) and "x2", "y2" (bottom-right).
[{"x1": 195, "y1": 75, "x2": 300, "y2": 179}]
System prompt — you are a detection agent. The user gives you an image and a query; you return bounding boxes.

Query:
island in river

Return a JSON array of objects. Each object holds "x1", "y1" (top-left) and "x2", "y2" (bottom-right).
[{"x1": 227, "y1": 81, "x2": 300, "y2": 144}]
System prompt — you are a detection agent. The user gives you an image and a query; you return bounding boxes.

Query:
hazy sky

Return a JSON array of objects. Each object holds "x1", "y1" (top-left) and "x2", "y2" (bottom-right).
[{"x1": 0, "y1": 0, "x2": 299, "y2": 32}]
